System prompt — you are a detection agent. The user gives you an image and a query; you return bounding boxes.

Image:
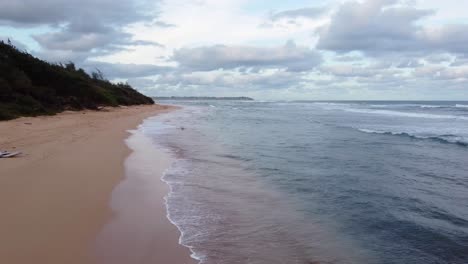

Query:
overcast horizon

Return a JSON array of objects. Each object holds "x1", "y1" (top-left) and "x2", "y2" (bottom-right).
[{"x1": 2, "y1": 0, "x2": 468, "y2": 100}]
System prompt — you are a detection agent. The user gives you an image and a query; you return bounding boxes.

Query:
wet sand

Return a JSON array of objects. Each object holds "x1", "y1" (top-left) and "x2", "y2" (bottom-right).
[
  {"x1": 95, "y1": 128, "x2": 196, "y2": 264},
  {"x1": 0, "y1": 105, "x2": 195, "y2": 264}
]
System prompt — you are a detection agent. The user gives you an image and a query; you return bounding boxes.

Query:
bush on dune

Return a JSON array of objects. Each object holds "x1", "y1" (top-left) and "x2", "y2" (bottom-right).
[{"x1": 0, "y1": 40, "x2": 154, "y2": 120}]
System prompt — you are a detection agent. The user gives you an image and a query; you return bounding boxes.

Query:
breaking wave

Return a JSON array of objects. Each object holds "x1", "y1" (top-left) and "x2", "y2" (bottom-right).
[
  {"x1": 358, "y1": 128, "x2": 468, "y2": 147},
  {"x1": 345, "y1": 109, "x2": 468, "y2": 120}
]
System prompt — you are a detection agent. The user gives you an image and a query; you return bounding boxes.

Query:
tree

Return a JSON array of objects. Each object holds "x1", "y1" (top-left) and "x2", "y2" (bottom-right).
[
  {"x1": 91, "y1": 69, "x2": 105, "y2": 80},
  {"x1": 65, "y1": 62, "x2": 76, "y2": 71}
]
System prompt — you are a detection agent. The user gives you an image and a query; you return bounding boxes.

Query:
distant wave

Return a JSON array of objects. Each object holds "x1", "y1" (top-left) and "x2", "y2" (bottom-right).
[
  {"x1": 312, "y1": 102, "x2": 355, "y2": 107},
  {"x1": 345, "y1": 109, "x2": 468, "y2": 120},
  {"x1": 369, "y1": 104, "x2": 444, "y2": 109},
  {"x1": 313, "y1": 102, "x2": 467, "y2": 114},
  {"x1": 420, "y1": 105, "x2": 445, "y2": 108},
  {"x1": 358, "y1": 128, "x2": 468, "y2": 147},
  {"x1": 346, "y1": 103, "x2": 467, "y2": 110}
]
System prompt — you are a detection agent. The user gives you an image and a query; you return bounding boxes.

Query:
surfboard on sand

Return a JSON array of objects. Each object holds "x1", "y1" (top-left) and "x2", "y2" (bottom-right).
[{"x1": 0, "y1": 151, "x2": 22, "y2": 158}]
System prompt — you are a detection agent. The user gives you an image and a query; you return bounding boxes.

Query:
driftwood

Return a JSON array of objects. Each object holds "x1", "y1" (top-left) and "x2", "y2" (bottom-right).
[{"x1": 0, "y1": 151, "x2": 22, "y2": 158}]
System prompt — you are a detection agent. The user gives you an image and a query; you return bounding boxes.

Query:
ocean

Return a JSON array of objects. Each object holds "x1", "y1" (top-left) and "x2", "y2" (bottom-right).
[{"x1": 138, "y1": 101, "x2": 468, "y2": 264}]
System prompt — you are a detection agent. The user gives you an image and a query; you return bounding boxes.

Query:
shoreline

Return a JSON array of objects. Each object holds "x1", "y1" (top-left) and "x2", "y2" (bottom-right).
[
  {"x1": 0, "y1": 105, "x2": 194, "y2": 264},
  {"x1": 95, "y1": 116, "x2": 196, "y2": 264}
]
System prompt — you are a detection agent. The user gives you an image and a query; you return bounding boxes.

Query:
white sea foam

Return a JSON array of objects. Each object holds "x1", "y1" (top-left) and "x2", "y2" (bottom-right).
[
  {"x1": 357, "y1": 128, "x2": 468, "y2": 146},
  {"x1": 316, "y1": 102, "x2": 455, "y2": 112},
  {"x1": 162, "y1": 166, "x2": 204, "y2": 263},
  {"x1": 420, "y1": 105, "x2": 444, "y2": 108},
  {"x1": 313, "y1": 102, "x2": 354, "y2": 106},
  {"x1": 128, "y1": 101, "x2": 468, "y2": 264},
  {"x1": 358, "y1": 128, "x2": 388, "y2": 134},
  {"x1": 140, "y1": 115, "x2": 203, "y2": 264},
  {"x1": 345, "y1": 108, "x2": 468, "y2": 120},
  {"x1": 369, "y1": 104, "x2": 423, "y2": 108}
]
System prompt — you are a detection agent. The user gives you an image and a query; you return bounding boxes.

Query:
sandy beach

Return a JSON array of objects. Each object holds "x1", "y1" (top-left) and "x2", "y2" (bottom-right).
[{"x1": 0, "y1": 105, "x2": 195, "y2": 264}]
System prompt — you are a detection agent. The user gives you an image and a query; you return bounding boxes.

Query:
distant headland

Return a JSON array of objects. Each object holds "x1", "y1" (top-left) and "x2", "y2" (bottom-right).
[{"x1": 154, "y1": 96, "x2": 254, "y2": 101}]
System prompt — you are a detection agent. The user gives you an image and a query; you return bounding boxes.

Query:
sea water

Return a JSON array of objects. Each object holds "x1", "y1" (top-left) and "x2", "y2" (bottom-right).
[{"x1": 139, "y1": 101, "x2": 468, "y2": 264}]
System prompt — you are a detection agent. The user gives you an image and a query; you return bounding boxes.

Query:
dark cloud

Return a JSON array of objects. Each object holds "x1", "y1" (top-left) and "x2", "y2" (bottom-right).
[
  {"x1": 424, "y1": 54, "x2": 453, "y2": 64},
  {"x1": 127, "y1": 77, "x2": 159, "y2": 89},
  {"x1": 173, "y1": 41, "x2": 322, "y2": 72},
  {"x1": 82, "y1": 61, "x2": 173, "y2": 79},
  {"x1": 317, "y1": 0, "x2": 468, "y2": 56},
  {"x1": 33, "y1": 27, "x2": 124, "y2": 52},
  {"x1": 0, "y1": 0, "x2": 153, "y2": 26},
  {"x1": 426, "y1": 24, "x2": 468, "y2": 54},
  {"x1": 131, "y1": 40, "x2": 165, "y2": 47},
  {"x1": 395, "y1": 59, "x2": 423, "y2": 68},
  {"x1": 319, "y1": 64, "x2": 392, "y2": 78},
  {"x1": 154, "y1": 70, "x2": 303, "y2": 91},
  {"x1": 334, "y1": 55, "x2": 365, "y2": 62},
  {"x1": 450, "y1": 57, "x2": 468, "y2": 67},
  {"x1": 149, "y1": 20, "x2": 177, "y2": 28},
  {"x1": 34, "y1": 49, "x2": 91, "y2": 63},
  {"x1": 33, "y1": 28, "x2": 164, "y2": 53},
  {"x1": 270, "y1": 7, "x2": 326, "y2": 21},
  {"x1": 412, "y1": 64, "x2": 468, "y2": 82},
  {"x1": 0, "y1": 0, "x2": 162, "y2": 63},
  {"x1": 317, "y1": 0, "x2": 432, "y2": 53}
]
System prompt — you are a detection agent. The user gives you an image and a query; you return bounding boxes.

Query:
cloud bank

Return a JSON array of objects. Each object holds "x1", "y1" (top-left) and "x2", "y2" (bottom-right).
[
  {"x1": 173, "y1": 41, "x2": 322, "y2": 72},
  {"x1": 1, "y1": 0, "x2": 468, "y2": 100}
]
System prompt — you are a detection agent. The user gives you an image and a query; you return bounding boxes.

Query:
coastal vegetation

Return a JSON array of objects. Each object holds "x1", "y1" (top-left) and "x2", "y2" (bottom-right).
[{"x1": 0, "y1": 40, "x2": 154, "y2": 120}]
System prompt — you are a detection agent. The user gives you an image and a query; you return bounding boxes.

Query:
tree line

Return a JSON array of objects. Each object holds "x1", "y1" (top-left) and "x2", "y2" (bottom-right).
[{"x1": 0, "y1": 40, "x2": 153, "y2": 120}]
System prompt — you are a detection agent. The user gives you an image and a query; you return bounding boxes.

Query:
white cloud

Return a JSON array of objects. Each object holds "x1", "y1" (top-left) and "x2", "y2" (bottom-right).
[
  {"x1": 2, "y1": 0, "x2": 468, "y2": 99},
  {"x1": 172, "y1": 41, "x2": 322, "y2": 72},
  {"x1": 269, "y1": 7, "x2": 327, "y2": 21}
]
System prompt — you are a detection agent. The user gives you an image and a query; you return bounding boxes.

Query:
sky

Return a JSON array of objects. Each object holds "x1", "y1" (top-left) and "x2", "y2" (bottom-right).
[{"x1": 1, "y1": 0, "x2": 468, "y2": 100}]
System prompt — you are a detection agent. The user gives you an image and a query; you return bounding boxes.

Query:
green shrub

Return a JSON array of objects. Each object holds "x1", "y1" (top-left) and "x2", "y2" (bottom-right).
[{"x1": 0, "y1": 41, "x2": 154, "y2": 120}]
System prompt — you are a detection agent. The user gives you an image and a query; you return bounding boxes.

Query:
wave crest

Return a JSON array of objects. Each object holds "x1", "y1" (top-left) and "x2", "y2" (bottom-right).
[
  {"x1": 346, "y1": 109, "x2": 468, "y2": 120},
  {"x1": 357, "y1": 128, "x2": 468, "y2": 147}
]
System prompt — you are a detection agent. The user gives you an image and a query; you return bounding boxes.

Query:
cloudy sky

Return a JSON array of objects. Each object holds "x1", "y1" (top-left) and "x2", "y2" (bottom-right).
[{"x1": 2, "y1": 0, "x2": 468, "y2": 100}]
